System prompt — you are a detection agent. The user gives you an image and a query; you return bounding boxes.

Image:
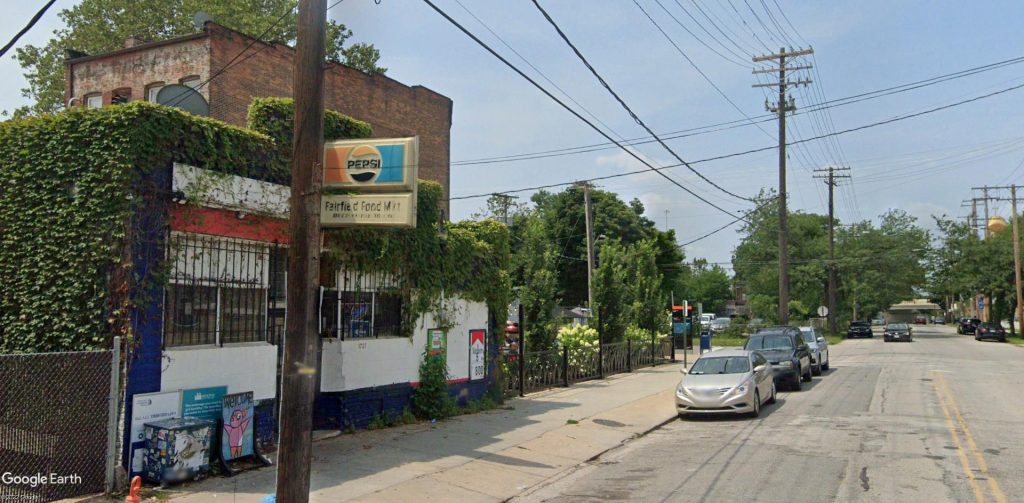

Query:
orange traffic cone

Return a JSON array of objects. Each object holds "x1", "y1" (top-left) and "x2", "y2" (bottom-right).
[{"x1": 125, "y1": 476, "x2": 142, "y2": 503}]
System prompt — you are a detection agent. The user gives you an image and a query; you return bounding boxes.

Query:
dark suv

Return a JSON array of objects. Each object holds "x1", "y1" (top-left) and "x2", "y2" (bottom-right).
[
  {"x1": 847, "y1": 320, "x2": 873, "y2": 338},
  {"x1": 744, "y1": 327, "x2": 812, "y2": 391},
  {"x1": 957, "y1": 318, "x2": 981, "y2": 335}
]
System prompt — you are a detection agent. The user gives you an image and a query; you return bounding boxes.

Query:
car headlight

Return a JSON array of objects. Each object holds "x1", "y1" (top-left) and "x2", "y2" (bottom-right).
[
  {"x1": 776, "y1": 360, "x2": 792, "y2": 369},
  {"x1": 730, "y1": 378, "x2": 752, "y2": 396},
  {"x1": 676, "y1": 382, "x2": 688, "y2": 395}
]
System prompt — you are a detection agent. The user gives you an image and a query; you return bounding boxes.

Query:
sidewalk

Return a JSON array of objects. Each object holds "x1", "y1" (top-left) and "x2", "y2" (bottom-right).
[{"x1": 166, "y1": 362, "x2": 687, "y2": 503}]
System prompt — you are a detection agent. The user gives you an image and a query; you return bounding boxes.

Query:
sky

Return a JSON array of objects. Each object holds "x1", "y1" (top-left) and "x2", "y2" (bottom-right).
[{"x1": 2, "y1": 0, "x2": 1023, "y2": 270}]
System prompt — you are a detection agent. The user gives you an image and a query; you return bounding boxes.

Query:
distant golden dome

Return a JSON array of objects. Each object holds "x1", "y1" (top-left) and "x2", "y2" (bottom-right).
[{"x1": 988, "y1": 217, "x2": 1008, "y2": 234}]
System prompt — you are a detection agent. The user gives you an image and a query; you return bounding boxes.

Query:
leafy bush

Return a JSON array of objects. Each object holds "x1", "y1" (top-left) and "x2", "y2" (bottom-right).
[
  {"x1": 556, "y1": 324, "x2": 599, "y2": 350},
  {"x1": 411, "y1": 351, "x2": 456, "y2": 420}
]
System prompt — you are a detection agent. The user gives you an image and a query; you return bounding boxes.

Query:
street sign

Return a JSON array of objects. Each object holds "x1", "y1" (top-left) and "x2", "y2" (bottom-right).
[
  {"x1": 321, "y1": 193, "x2": 416, "y2": 228},
  {"x1": 817, "y1": 305, "x2": 829, "y2": 317},
  {"x1": 977, "y1": 297, "x2": 985, "y2": 310}
]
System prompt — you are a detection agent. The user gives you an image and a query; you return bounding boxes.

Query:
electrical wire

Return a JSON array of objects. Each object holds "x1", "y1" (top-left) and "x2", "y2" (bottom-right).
[
  {"x1": 448, "y1": 78, "x2": 1024, "y2": 202},
  {"x1": 0, "y1": 0, "x2": 57, "y2": 59},
  {"x1": 421, "y1": 0, "x2": 751, "y2": 222},
  {"x1": 452, "y1": 53, "x2": 1024, "y2": 167},
  {"x1": 529, "y1": 0, "x2": 754, "y2": 202}
]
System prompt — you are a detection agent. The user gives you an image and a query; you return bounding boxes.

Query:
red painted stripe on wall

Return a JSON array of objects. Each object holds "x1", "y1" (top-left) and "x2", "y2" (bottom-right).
[{"x1": 169, "y1": 205, "x2": 290, "y2": 244}]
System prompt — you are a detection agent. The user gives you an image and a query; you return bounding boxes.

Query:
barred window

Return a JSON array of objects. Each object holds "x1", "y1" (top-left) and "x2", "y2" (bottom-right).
[
  {"x1": 320, "y1": 270, "x2": 404, "y2": 339},
  {"x1": 164, "y1": 233, "x2": 281, "y2": 347}
]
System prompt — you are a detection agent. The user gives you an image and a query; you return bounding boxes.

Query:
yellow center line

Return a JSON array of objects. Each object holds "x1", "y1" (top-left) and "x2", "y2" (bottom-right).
[
  {"x1": 933, "y1": 376, "x2": 986, "y2": 503},
  {"x1": 935, "y1": 372, "x2": 1008, "y2": 503}
]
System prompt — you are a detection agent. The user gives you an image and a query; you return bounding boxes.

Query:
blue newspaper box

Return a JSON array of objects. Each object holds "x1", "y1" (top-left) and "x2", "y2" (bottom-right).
[{"x1": 699, "y1": 330, "x2": 711, "y2": 353}]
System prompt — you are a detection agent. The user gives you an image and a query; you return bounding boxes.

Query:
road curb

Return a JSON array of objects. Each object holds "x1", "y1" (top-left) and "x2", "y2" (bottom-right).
[{"x1": 509, "y1": 411, "x2": 680, "y2": 501}]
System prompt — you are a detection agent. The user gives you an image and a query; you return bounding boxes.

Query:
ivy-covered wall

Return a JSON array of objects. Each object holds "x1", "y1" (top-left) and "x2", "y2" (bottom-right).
[
  {"x1": 247, "y1": 97, "x2": 373, "y2": 182},
  {"x1": 0, "y1": 103, "x2": 274, "y2": 353},
  {"x1": 325, "y1": 180, "x2": 511, "y2": 331}
]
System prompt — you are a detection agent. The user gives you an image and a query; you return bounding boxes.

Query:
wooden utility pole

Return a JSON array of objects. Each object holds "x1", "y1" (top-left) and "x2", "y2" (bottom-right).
[
  {"x1": 577, "y1": 181, "x2": 596, "y2": 312},
  {"x1": 753, "y1": 47, "x2": 813, "y2": 325},
  {"x1": 277, "y1": 0, "x2": 326, "y2": 501},
  {"x1": 491, "y1": 193, "x2": 519, "y2": 226},
  {"x1": 814, "y1": 166, "x2": 850, "y2": 335},
  {"x1": 988, "y1": 186, "x2": 1024, "y2": 336}
]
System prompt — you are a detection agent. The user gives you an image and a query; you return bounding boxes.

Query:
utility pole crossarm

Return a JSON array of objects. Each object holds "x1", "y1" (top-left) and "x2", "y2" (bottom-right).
[
  {"x1": 753, "y1": 47, "x2": 815, "y2": 62},
  {"x1": 752, "y1": 79, "x2": 813, "y2": 89},
  {"x1": 752, "y1": 65, "x2": 812, "y2": 75}
]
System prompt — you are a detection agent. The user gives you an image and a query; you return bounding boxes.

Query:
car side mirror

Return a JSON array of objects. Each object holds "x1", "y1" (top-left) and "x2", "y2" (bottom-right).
[
  {"x1": 817, "y1": 337, "x2": 825, "y2": 343},
  {"x1": 799, "y1": 345, "x2": 808, "y2": 352},
  {"x1": 753, "y1": 365, "x2": 766, "y2": 373}
]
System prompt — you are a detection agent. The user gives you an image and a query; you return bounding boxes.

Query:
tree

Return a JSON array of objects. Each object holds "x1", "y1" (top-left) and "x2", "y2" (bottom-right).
[
  {"x1": 532, "y1": 187, "x2": 680, "y2": 307},
  {"x1": 510, "y1": 211, "x2": 560, "y2": 350},
  {"x1": 13, "y1": 0, "x2": 385, "y2": 117},
  {"x1": 678, "y1": 259, "x2": 732, "y2": 316}
]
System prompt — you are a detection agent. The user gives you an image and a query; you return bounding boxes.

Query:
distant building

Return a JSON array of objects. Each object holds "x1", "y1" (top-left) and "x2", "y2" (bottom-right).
[{"x1": 64, "y1": 21, "x2": 453, "y2": 211}]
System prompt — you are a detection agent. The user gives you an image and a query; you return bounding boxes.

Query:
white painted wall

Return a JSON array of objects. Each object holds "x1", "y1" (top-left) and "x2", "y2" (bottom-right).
[
  {"x1": 162, "y1": 342, "x2": 277, "y2": 400},
  {"x1": 173, "y1": 163, "x2": 290, "y2": 217},
  {"x1": 320, "y1": 297, "x2": 489, "y2": 392}
]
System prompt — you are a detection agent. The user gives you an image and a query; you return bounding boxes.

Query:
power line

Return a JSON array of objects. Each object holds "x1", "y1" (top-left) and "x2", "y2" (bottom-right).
[
  {"x1": 0, "y1": 0, "x2": 57, "y2": 59},
  {"x1": 420, "y1": 0, "x2": 751, "y2": 222},
  {"x1": 655, "y1": 0, "x2": 751, "y2": 66},
  {"x1": 530, "y1": 0, "x2": 753, "y2": 202},
  {"x1": 451, "y1": 53, "x2": 1024, "y2": 167},
  {"x1": 639, "y1": 0, "x2": 776, "y2": 142},
  {"x1": 449, "y1": 78, "x2": 1024, "y2": 202}
]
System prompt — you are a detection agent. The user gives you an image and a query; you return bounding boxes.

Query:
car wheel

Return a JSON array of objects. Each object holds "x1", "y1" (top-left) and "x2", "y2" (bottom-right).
[
  {"x1": 975, "y1": 335, "x2": 980, "y2": 341},
  {"x1": 812, "y1": 359, "x2": 822, "y2": 376},
  {"x1": 749, "y1": 390, "x2": 761, "y2": 418},
  {"x1": 791, "y1": 373, "x2": 802, "y2": 391},
  {"x1": 821, "y1": 351, "x2": 829, "y2": 371},
  {"x1": 767, "y1": 382, "x2": 777, "y2": 404},
  {"x1": 802, "y1": 365, "x2": 812, "y2": 382},
  {"x1": 1000, "y1": 337, "x2": 1007, "y2": 343}
]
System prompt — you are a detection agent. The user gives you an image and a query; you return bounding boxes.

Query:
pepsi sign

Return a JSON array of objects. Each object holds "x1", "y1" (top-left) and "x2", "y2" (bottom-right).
[{"x1": 324, "y1": 137, "x2": 418, "y2": 191}]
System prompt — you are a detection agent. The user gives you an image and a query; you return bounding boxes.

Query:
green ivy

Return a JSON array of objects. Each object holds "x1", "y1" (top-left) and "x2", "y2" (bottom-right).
[
  {"x1": 0, "y1": 102, "x2": 275, "y2": 353},
  {"x1": 247, "y1": 97, "x2": 373, "y2": 180},
  {"x1": 325, "y1": 182, "x2": 511, "y2": 336}
]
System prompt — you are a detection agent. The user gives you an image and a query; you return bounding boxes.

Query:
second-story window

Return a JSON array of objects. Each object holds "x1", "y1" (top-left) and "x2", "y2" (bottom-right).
[
  {"x1": 111, "y1": 88, "x2": 131, "y2": 105},
  {"x1": 181, "y1": 76, "x2": 201, "y2": 89},
  {"x1": 146, "y1": 82, "x2": 165, "y2": 102}
]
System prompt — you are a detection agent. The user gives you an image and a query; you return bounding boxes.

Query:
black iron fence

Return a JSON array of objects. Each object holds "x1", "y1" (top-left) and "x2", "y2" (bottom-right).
[
  {"x1": 504, "y1": 335, "x2": 677, "y2": 396},
  {"x1": 0, "y1": 347, "x2": 120, "y2": 502}
]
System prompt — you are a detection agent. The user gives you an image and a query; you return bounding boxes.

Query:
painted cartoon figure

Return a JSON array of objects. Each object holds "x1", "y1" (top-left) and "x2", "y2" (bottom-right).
[{"x1": 223, "y1": 408, "x2": 251, "y2": 458}]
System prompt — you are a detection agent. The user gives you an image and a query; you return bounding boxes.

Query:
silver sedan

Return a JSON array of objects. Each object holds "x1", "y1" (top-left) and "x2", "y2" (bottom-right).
[{"x1": 675, "y1": 349, "x2": 776, "y2": 418}]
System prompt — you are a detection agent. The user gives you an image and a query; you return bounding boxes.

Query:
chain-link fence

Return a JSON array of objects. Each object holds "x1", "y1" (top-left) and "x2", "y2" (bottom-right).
[{"x1": 0, "y1": 348, "x2": 119, "y2": 502}]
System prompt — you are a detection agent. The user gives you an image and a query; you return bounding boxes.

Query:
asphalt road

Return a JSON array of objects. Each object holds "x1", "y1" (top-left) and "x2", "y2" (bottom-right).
[{"x1": 520, "y1": 325, "x2": 1024, "y2": 503}]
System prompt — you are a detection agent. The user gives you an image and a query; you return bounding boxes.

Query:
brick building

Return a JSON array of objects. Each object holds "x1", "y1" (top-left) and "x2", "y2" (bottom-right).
[{"x1": 65, "y1": 22, "x2": 453, "y2": 209}]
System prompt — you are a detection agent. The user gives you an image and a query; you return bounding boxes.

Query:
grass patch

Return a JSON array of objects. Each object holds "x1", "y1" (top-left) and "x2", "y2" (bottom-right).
[
  {"x1": 824, "y1": 333, "x2": 845, "y2": 345},
  {"x1": 566, "y1": 419, "x2": 579, "y2": 425},
  {"x1": 1006, "y1": 336, "x2": 1024, "y2": 347},
  {"x1": 709, "y1": 334, "x2": 746, "y2": 348}
]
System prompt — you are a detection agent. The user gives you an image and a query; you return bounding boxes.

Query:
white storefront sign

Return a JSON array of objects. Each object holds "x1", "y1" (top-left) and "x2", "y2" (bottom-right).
[{"x1": 321, "y1": 193, "x2": 416, "y2": 228}]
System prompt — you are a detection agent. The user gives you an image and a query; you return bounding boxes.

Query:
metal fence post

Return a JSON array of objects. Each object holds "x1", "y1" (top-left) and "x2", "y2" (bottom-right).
[
  {"x1": 562, "y1": 346, "x2": 569, "y2": 387},
  {"x1": 105, "y1": 336, "x2": 121, "y2": 494},
  {"x1": 627, "y1": 339, "x2": 632, "y2": 372},
  {"x1": 671, "y1": 333, "x2": 676, "y2": 362},
  {"x1": 597, "y1": 308, "x2": 604, "y2": 378},
  {"x1": 650, "y1": 334, "x2": 656, "y2": 367},
  {"x1": 518, "y1": 304, "x2": 526, "y2": 397}
]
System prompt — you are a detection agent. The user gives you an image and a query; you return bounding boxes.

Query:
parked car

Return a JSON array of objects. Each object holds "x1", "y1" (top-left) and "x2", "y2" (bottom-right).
[
  {"x1": 798, "y1": 327, "x2": 829, "y2": 375},
  {"x1": 743, "y1": 327, "x2": 812, "y2": 390},
  {"x1": 699, "y1": 314, "x2": 714, "y2": 327},
  {"x1": 913, "y1": 315, "x2": 928, "y2": 325},
  {"x1": 709, "y1": 318, "x2": 732, "y2": 333},
  {"x1": 847, "y1": 320, "x2": 873, "y2": 338},
  {"x1": 871, "y1": 318, "x2": 886, "y2": 326},
  {"x1": 957, "y1": 318, "x2": 981, "y2": 335},
  {"x1": 975, "y1": 322, "x2": 1007, "y2": 342},
  {"x1": 883, "y1": 322, "x2": 913, "y2": 342},
  {"x1": 932, "y1": 316, "x2": 945, "y2": 325},
  {"x1": 675, "y1": 349, "x2": 776, "y2": 418}
]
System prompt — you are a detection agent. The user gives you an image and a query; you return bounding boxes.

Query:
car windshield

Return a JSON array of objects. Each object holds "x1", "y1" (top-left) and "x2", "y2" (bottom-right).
[
  {"x1": 800, "y1": 331, "x2": 816, "y2": 343},
  {"x1": 850, "y1": 321, "x2": 869, "y2": 327},
  {"x1": 689, "y1": 356, "x2": 750, "y2": 375},
  {"x1": 887, "y1": 323, "x2": 909, "y2": 330},
  {"x1": 980, "y1": 322, "x2": 1002, "y2": 329},
  {"x1": 746, "y1": 334, "x2": 794, "y2": 351}
]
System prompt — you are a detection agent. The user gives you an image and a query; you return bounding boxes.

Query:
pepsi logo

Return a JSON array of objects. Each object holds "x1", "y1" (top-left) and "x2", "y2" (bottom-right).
[{"x1": 346, "y1": 145, "x2": 382, "y2": 183}]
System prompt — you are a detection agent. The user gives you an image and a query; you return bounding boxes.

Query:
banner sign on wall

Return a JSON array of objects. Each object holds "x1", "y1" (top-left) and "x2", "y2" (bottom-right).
[
  {"x1": 469, "y1": 329, "x2": 487, "y2": 381},
  {"x1": 428, "y1": 329, "x2": 447, "y2": 357},
  {"x1": 221, "y1": 392, "x2": 255, "y2": 461},
  {"x1": 181, "y1": 386, "x2": 227, "y2": 422},
  {"x1": 129, "y1": 390, "x2": 181, "y2": 473}
]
